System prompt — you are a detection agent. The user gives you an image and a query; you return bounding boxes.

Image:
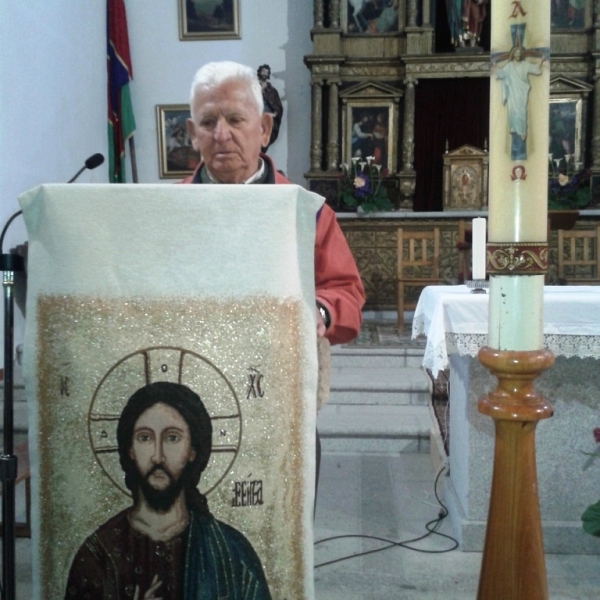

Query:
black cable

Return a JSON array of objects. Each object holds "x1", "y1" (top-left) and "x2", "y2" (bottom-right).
[
  {"x1": 314, "y1": 462, "x2": 458, "y2": 569},
  {"x1": 0, "y1": 210, "x2": 23, "y2": 256}
]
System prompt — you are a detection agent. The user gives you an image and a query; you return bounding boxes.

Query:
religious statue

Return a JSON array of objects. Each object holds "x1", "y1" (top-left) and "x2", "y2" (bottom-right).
[
  {"x1": 257, "y1": 64, "x2": 283, "y2": 151},
  {"x1": 493, "y1": 27, "x2": 546, "y2": 161},
  {"x1": 444, "y1": 0, "x2": 488, "y2": 50}
]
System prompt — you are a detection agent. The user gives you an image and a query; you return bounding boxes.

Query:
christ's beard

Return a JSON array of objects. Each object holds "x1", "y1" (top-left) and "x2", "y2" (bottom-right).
[{"x1": 138, "y1": 465, "x2": 186, "y2": 513}]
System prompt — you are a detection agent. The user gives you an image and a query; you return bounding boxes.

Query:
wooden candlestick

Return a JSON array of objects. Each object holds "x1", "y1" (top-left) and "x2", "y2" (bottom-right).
[{"x1": 477, "y1": 346, "x2": 554, "y2": 600}]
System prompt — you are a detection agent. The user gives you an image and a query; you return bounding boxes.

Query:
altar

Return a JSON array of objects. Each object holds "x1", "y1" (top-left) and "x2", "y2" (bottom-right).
[{"x1": 413, "y1": 285, "x2": 600, "y2": 554}]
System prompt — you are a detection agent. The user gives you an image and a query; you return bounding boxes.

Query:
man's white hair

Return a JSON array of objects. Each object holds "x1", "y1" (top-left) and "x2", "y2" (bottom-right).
[{"x1": 189, "y1": 61, "x2": 263, "y2": 117}]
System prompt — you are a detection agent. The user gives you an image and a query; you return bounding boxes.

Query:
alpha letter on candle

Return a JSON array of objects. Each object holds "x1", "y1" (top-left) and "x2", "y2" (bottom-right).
[{"x1": 472, "y1": 217, "x2": 487, "y2": 280}]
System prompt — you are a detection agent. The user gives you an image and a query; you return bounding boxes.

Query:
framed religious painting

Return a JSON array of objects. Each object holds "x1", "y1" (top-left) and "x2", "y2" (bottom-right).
[
  {"x1": 342, "y1": 100, "x2": 396, "y2": 175},
  {"x1": 341, "y1": 0, "x2": 400, "y2": 34},
  {"x1": 442, "y1": 144, "x2": 489, "y2": 211},
  {"x1": 156, "y1": 104, "x2": 200, "y2": 179},
  {"x1": 551, "y1": 0, "x2": 589, "y2": 29},
  {"x1": 178, "y1": 0, "x2": 240, "y2": 40},
  {"x1": 548, "y1": 97, "x2": 583, "y2": 171}
]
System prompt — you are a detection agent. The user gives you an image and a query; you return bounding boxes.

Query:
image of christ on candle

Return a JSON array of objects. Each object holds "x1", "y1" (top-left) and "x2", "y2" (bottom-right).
[{"x1": 492, "y1": 24, "x2": 547, "y2": 161}]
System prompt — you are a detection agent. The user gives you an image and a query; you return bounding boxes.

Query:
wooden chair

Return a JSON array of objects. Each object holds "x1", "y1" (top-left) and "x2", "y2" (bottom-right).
[
  {"x1": 397, "y1": 227, "x2": 441, "y2": 328},
  {"x1": 557, "y1": 226, "x2": 600, "y2": 284}
]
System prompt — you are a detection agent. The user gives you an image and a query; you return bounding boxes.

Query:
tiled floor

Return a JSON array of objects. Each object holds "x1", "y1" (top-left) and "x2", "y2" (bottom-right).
[
  {"x1": 314, "y1": 450, "x2": 600, "y2": 599},
  {"x1": 7, "y1": 452, "x2": 600, "y2": 599},
  {"x1": 4, "y1": 315, "x2": 600, "y2": 598}
]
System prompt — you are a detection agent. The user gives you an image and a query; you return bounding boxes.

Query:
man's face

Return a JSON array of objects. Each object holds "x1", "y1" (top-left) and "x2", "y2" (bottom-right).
[
  {"x1": 186, "y1": 79, "x2": 272, "y2": 183},
  {"x1": 129, "y1": 402, "x2": 196, "y2": 493},
  {"x1": 258, "y1": 68, "x2": 269, "y2": 81}
]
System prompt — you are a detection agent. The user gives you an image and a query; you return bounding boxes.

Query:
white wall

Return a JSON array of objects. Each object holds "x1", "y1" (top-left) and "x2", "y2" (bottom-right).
[
  {"x1": 126, "y1": 0, "x2": 313, "y2": 185},
  {"x1": 0, "y1": 0, "x2": 313, "y2": 356}
]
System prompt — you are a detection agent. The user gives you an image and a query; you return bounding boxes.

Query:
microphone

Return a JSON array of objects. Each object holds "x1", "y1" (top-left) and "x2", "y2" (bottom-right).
[
  {"x1": 0, "y1": 153, "x2": 107, "y2": 251},
  {"x1": 67, "y1": 153, "x2": 105, "y2": 183}
]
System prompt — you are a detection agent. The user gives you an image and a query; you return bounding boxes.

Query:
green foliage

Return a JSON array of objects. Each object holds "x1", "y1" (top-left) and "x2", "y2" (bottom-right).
[
  {"x1": 581, "y1": 427, "x2": 600, "y2": 538},
  {"x1": 548, "y1": 154, "x2": 590, "y2": 210},
  {"x1": 338, "y1": 157, "x2": 393, "y2": 213},
  {"x1": 582, "y1": 499, "x2": 600, "y2": 537}
]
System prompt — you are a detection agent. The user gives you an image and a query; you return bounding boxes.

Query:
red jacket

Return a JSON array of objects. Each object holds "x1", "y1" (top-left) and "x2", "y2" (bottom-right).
[{"x1": 183, "y1": 156, "x2": 365, "y2": 345}]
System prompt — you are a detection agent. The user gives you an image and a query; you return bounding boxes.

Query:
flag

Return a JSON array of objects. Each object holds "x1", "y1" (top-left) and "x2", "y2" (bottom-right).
[{"x1": 107, "y1": 0, "x2": 136, "y2": 183}]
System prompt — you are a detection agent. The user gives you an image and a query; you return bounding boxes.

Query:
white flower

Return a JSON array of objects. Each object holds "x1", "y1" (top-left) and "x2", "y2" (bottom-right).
[
  {"x1": 351, "y1": 157, "x2": 359, "y2": 165},
  {"x1": 366, "y1": 156, "x2": 375, "y2": 165},
  {"x1": 575, "y1": 162, "x2": 583, "y2": 170},
  {"x1": 353, "y1": 176, "x2": 366, "y2": 189},
  {"x1": 339, "y1": 163, "x2": 349, "y2": 173},
  {"x1": 564, "y1": 154, "x2": 573, "y2": 163},
  {"x1": 554, "y1": 159, "x2": 562, "y2": 169},
  {"x1": 359, "y1": 162, "x2": 367, "y2": 171},
  {"x1": 558, "y1": 173, "x2": 569, "y2": 186},
  {"x1": 548, "y1": 153, "x2": 553, "y2": 162},
  {"x1": 373, "y1": 164, "x2": 382, "y2": 173}
]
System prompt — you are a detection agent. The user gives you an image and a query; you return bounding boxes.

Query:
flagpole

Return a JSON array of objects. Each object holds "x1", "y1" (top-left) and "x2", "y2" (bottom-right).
[{"x1": 128, "y1": 136, "x2": 138, "y2": 183}]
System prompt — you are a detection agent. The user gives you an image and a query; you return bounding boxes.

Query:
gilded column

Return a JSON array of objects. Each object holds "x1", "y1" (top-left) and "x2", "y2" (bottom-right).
[
  {"x1": 592, "y1": 68, "x2": 600, "y2": 170},
  {"x1": 329, "y1": 0, "x2": 340, "y2": 29},
  {"x1": 421, "y1": 0, "x2": 431, "y2": 28},
  {"x1": 311, "y1": 80, "x2": 324, "y2": 172},
  {"x1": 314, "y1": 0, "x2": 324, "y2": 29},
  {"x1": 401, "y1": 76, "x2": 417, "y2": 172},
  {"x1": 407, "y1": 0, "x2": 418, "y2": 28},
  {"x1": 327, "y1": 80, "x2": 340, "y2": 171}
]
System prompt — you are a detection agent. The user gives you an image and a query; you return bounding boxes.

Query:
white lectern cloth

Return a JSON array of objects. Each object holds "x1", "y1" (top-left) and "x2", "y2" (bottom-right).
[{"x1": 20, "y1": 183, "x2": 323, "y2": 599}]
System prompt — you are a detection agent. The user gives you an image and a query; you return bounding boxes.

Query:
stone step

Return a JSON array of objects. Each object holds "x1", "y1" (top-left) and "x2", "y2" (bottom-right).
[
  {"x1": 331, "y1": 346, "x2": 424, "y2": 369},
  {"x1": 329, "y1": 365, "x2": 432, "y2": 406},
  {"x1": 317, "y1": 403, "x2": 435, "y2": 454}
]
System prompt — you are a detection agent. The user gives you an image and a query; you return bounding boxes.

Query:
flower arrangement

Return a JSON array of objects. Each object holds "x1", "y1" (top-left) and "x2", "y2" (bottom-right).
[
  {"x1": 581, "y1": 427, "x2": 600, "y2": 537},
  {"x1": 548, "y1": 154, "x2": 591, "y2": 210},
  {"x1": 338, "y1": 157, "x2": 392, "y2": 213}
]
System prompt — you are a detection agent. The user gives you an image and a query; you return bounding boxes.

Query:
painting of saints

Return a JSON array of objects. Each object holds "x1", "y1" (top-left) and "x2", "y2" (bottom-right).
[{"x1": 64, "y1": 382, "x2": 271, "y2": 599}]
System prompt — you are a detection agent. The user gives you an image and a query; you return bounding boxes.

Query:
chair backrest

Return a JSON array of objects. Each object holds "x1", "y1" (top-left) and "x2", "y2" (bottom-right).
[
  {"x1": 557, "y1": 226, "x2": 600, "y2": 282},
  {"x1": 397, "y1": 227, "x2": 440, "y2": 280}
]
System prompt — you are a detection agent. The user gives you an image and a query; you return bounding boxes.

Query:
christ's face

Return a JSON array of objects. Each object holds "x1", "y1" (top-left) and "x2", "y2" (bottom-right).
[{"x1": 129, "y1": 402, "x2": 196, "y2": 491}]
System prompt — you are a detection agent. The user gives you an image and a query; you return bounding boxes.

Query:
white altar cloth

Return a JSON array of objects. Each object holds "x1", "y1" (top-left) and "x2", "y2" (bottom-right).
[{"x1": 412, "y1": 285, "x2": 600, "y2": 376}]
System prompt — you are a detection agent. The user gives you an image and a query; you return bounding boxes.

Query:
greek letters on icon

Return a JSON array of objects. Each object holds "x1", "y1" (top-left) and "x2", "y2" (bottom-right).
[
  {"x1": 232, "y1": 480, "x2": 264, "y2": 507},
  {"x1": 246, "y1": 367, "x2": 265, "y2": 399},
  {"x1": 60, "y1": 376, "x2": 70, "y2": 397}
]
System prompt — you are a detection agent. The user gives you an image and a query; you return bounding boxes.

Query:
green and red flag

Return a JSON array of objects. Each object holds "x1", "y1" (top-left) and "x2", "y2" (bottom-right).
[{"x1": 107, "y1": 0, "x2": 136, "y2": 183}]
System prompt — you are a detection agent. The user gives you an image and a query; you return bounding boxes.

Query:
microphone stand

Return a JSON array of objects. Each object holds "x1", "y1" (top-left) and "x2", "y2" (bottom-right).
[
  {"x1": 0, "y1": 155, "x2": 103, "y2": 599},
  {"x1": 0, "y1": 210, "x2": 24, "y2": 600}
]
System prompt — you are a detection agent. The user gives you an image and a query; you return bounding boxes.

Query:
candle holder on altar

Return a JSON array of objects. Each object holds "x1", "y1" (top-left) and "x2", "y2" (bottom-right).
[{"x1": 467, "y1": 279, "x2": 488, "y2": 294}]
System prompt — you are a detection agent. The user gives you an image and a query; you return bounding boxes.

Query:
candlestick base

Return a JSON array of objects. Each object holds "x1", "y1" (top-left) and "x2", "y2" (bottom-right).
[{"x1": 467, "y1": 279, "x2": 488, "y2": 294}]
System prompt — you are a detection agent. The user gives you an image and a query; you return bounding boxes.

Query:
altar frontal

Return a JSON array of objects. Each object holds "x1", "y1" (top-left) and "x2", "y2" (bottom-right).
[{"x1": 19, "y1": 183, "x2": 322, "y2": 599}]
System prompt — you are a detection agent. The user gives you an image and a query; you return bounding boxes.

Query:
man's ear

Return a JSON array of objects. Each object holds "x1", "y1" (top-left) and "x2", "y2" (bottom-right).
[
  {"x1": 189, "y1": 449, "x2": 197, "y2": 463},
  {"x1": 260, "y1": 112, "x2": 273, "y2": 148},
  {"x1": 186, "y1": 118, "x2": 199, "y2": 152}
]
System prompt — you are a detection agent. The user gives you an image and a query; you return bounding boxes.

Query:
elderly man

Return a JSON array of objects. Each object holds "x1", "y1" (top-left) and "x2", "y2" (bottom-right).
[
  {"x1": 65, "y1": 382, "x2": 271, "y2": 600},
  {"x1": 184, "y1": 61, "x2": 365, "y2": 346}
]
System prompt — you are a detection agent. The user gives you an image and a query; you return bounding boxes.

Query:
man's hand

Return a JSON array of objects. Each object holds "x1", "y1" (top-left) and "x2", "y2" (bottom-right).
[
  {"x1": 316, "y1": 306, "x2": 326, "y2": 338},
  {"x1": 134, "y1": 575, "x2": 163, "y2": 600}
]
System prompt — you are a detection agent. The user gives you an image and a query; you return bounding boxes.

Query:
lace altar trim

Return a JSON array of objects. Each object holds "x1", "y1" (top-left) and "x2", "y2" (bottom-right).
[
  {"x1": 422, "y1": 332, "x2": 600, "y2": 377},
  {"x1": 446, "y1": 333, "x2": 600, "y2": 360}
]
